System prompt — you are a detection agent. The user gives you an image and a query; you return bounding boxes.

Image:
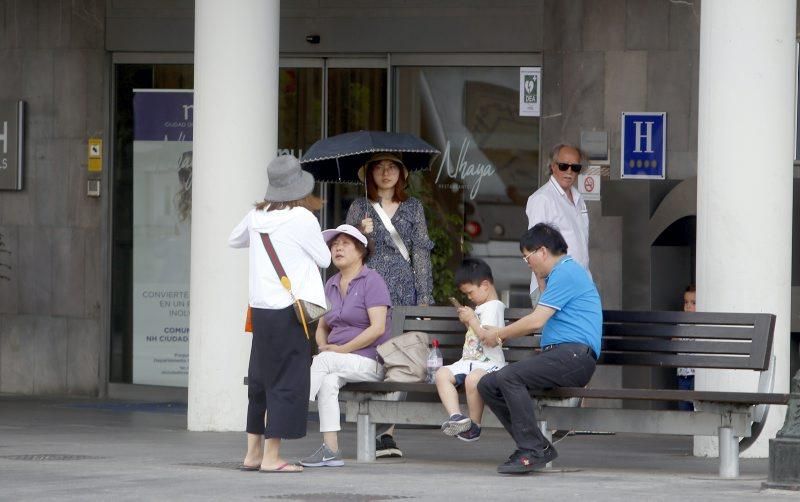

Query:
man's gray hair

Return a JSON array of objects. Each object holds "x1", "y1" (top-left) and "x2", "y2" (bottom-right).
[{"x1": 548, "y1": 143, "x2": 586, "y2": 165}]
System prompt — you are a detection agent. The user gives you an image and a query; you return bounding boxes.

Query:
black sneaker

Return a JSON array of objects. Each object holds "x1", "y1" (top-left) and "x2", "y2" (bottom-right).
[
  {"x1": 456, "y1": 423, "x2": 481, "y2": 442},
  {"x1": 375, "y1": 434, "x2": 403, "y2": 458},
  {"x1": 496, "y1": 445, "x2": 558, "y2": 474}
]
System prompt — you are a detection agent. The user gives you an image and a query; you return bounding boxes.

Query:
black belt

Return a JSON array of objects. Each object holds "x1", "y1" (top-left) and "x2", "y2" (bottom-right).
[{"x1": 542, "y1": 342, "x2": 598, "y2": 361}]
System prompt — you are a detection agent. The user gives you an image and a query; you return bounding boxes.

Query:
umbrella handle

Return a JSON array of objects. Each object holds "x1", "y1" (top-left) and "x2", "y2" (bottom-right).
[
  {"x1": 364, "y1": 178, "x2": 369, "y2": 214},
  {"x1": 335, "y1": 157, "x2": 341, "y2": 182},
  {"x1": 359, "y1": 161, "x2": 369, "y2": 210}
]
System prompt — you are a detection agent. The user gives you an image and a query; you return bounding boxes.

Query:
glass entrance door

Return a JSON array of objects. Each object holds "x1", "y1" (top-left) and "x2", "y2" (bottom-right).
[
  {"x1": 277, "y1": 61, "x2": 323, "y2": 159},
  {"x1": 322, "y1": 60, "x2": 388, "y2": 230},
  {"x1": 110, "y1": 62, "x2": 194, "y2": 385},
  {"x1": 278, "y1": 58, "x2": 387, "y2": 230},
  {"x1": 110, "y1": 57, "x2": 387, "y2": 386}
]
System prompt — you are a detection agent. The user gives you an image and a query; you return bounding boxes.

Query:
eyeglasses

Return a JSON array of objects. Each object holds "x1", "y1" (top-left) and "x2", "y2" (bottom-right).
[
  {"x1": 556, "y1": 162, "x2": 583, "y2": 173},
  {"x1": 522, "y1": 248, "x2": 539, "y2": 263},
  {"x1": 373, "y1": 161, "x2": 400, "y2": 173}
]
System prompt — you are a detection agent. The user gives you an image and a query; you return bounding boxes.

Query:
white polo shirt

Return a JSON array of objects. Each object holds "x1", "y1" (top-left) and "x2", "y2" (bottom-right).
[{"x1": 525, "y1": 176, "x2": 590, "y2": 293}]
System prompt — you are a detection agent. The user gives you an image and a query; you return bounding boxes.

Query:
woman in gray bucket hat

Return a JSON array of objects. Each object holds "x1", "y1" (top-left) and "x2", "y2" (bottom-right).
[{"x1": 229, "y1": 154, "x2": 331, "y2": 473}]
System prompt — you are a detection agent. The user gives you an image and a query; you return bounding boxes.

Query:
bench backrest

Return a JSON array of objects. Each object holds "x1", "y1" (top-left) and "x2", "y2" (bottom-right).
[{"x1": 392, "y1": 306, "x2": 776, "y2": 371}]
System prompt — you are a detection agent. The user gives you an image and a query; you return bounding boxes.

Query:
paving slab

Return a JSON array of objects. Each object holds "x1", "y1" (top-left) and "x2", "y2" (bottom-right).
[{"x1": 0, "y1": 396, "x2": 796, "y2": 501}]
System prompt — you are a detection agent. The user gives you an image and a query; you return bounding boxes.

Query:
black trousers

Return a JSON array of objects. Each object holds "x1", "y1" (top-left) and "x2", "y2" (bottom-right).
[
  {"x1": 477, "y1": 343, "x2": 596, "y2": 453},
  {"x1": 246, "y1": 306, "x2": 311, "y2": 439}
]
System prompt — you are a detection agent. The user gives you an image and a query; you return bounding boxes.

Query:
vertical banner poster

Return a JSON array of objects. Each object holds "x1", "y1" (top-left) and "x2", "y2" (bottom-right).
[
  {"x1": 132, "y1": 90, "x2": 193, "y2": 386},
  {"x1": 621, "y1": 112, "x2": 666, "y2": 179},
  {"x1": 519, "y1": 67, "x2": 541, "y2": 117}
]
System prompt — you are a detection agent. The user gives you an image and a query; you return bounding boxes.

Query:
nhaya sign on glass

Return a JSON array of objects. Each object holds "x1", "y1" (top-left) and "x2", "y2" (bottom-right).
[
  {"x1": 621, "y1": 112, "x2": 666, "y2": 179},
  {"x1": 0, "y1": 101, "x2": 24, "y2": 190}
]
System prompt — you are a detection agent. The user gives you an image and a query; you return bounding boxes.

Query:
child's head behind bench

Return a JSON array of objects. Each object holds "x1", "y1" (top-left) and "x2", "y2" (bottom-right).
[
  {"x1": 683, "y1": 284, "x2": 696, "y2": 313},
  {"x1": 455, "y1": 258, "x2": 498, "y2": 307}
]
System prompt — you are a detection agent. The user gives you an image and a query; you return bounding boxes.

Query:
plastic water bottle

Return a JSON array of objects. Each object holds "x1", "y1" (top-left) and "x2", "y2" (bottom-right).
[{"x1": 426, "y1": 339, "x2": 443, "y2": 383}]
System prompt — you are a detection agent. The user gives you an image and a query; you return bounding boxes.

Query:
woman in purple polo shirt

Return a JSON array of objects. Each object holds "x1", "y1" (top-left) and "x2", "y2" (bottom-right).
[{"x1": 299, "y1": 224, "x2": 392, "y2": 468}]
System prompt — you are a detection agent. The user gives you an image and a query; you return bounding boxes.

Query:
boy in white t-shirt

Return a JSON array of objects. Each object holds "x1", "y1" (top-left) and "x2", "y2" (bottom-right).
[{"x1": 435, "y1": 258, "x2": 506, "y2": 442}]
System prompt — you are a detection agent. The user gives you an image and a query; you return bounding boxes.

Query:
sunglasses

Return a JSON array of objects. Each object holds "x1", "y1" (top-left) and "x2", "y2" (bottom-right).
[{"x1": 556, "y1": 162, "x2": 583, "y2": 173}]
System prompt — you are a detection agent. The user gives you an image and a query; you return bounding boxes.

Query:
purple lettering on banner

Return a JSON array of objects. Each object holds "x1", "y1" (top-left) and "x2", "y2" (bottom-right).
[{"x1": 133, "y1": 90, "x2": 194, "y2": 141}]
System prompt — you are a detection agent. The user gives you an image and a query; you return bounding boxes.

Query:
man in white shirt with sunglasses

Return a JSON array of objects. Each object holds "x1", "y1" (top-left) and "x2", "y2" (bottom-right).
[{"x1": 525, "y1": 144, "x2": 591, "y2": 305}]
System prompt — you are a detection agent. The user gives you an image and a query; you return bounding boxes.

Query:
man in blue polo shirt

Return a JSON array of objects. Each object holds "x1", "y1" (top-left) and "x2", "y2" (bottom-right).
[{"x1": 476, "y1": 222, "x2": 602, "y2": 474}]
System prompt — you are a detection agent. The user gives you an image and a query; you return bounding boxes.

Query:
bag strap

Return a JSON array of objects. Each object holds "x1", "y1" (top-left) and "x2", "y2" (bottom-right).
[
  {"x1": 259, "y1": 233, "x2": 293, "y2": 293},
  {"x1": 370, "y1": 201, "x2": 410, "y2": 262},
  {"x1": 258, "y1": 233, "x2": 312, "y2": 339}
]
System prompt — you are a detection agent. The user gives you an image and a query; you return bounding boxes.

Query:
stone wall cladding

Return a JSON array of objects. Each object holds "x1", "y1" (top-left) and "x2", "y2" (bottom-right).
[{"x1": 0, "y1": 0, "x2": 106, "y2": 396}]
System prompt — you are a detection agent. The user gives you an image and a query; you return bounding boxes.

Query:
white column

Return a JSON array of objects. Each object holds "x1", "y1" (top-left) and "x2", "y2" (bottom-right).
[
  {"x1": 188, "y1": 0, "x2": 280, "y2": 431},
  {"x1": 695, "y1": 0, "x2": 795, "y2": 457}
]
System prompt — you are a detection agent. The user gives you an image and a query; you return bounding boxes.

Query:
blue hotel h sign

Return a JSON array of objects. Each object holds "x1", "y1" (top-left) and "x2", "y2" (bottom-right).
[{"x1": 621, "y1": 112, "x2": 666, "y2": 179}]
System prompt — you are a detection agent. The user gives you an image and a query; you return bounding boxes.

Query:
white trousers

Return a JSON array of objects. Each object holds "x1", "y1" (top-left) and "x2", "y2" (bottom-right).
[{"x1": 309, "y1": 351, "x2": 384, "y2": 432}]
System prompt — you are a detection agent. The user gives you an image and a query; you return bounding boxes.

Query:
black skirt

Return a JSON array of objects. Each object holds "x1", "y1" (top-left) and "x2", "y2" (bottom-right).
[{"x1": 246, "y1": 306, "x2": 311, "y2": 439}]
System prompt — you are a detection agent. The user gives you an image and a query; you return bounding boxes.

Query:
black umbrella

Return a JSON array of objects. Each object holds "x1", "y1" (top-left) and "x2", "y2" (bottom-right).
[{"x1": 300, "y1": 131, "x2": 440, "y2": 183}]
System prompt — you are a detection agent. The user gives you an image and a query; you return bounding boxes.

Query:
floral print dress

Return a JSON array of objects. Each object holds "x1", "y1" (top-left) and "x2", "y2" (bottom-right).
[{"x1": 346, "y1": 197, "x2": 434, "y2": 306}]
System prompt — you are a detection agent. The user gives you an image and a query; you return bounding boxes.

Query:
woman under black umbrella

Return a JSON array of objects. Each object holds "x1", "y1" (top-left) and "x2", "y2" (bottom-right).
[
  {"x1": 347, "y1": 152, "x2": 434, "y2": 307},
  {"x1": 345, "y1": 152, "x2": 434, "y2": 458}
]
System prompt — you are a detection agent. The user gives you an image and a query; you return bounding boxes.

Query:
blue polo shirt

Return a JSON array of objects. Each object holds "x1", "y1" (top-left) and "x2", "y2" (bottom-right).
[{"x1": 538, "y1": 256, "x2": 602, "y2": 357}]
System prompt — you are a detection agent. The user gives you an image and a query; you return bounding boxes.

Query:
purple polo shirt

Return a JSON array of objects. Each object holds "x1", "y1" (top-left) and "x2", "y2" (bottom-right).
[{"x1": 324, "y1": 265, "x2": 392, "y2": 360}]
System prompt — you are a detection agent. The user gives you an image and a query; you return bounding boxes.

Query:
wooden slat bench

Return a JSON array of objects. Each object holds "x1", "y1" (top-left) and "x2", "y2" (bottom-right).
[{"x1": 340, "y1": 306, "x2": 789, "y2": 477}]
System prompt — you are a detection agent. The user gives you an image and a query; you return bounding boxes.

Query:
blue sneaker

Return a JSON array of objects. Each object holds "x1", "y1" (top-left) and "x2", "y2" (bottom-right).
[
  {"x1": 441, "y1": 413, "x2": 472, "y2": 436},
  {"x1": 457, "y1": 423, "x2": 481, "y2": 442}
]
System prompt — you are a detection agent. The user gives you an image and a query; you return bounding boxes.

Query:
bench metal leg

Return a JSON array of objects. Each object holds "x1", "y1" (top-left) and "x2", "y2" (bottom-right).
[
  {"x1": 538, "y1": 420, "x2": 554, "y2": 468},
  {"x1": 357, "y1": 413, "x2": 376, "y2": 463},
  {"x1": 718, "y1": 426, "x2": 739, "y2": 478}
]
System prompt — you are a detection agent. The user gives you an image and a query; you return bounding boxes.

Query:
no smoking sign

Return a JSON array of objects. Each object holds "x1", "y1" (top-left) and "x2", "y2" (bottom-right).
[{"x1": 578, "y1": 172, "x2": 601, "y2": 201}]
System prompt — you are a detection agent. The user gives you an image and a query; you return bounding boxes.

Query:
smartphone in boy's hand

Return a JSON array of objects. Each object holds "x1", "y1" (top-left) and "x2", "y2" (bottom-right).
[{"x1": 448, "y1": 297, "x2": 463, "y2": 309}]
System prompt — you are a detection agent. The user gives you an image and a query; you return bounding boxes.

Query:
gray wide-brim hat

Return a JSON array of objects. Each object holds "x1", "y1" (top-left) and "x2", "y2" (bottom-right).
[{"x1": 264, "y1": 154, "x2": 315, "y2": 202}]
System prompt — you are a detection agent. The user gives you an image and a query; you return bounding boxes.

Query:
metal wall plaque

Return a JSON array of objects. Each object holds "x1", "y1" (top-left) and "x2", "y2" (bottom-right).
[
  {"x1": 621, "y1": 112, "x2": 666, "y2": 179},
  {"x1": 0, "y1": 100, "x2": 24, "y2": 190},
  {"x1": 581, "y1": 131, "x2": 609, "y2": 162}
]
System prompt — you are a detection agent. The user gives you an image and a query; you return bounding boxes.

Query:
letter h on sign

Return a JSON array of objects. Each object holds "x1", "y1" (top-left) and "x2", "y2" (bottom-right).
[
  {"x1": 621, "y1": 112, "x2": 666, "y2": 179},
  {"x1": 632, "y1": 121, "x2": 654, "y2": 153}
]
